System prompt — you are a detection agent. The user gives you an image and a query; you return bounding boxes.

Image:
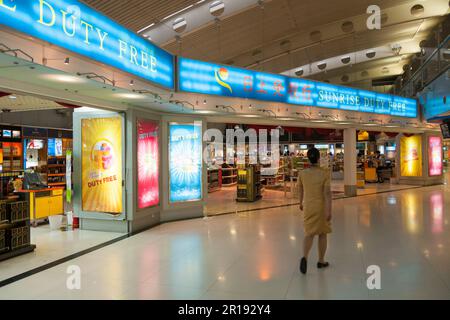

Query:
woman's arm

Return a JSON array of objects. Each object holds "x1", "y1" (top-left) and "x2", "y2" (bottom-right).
[{"x1": 324, "y1": 170, "x2": 332, "y2": 221}]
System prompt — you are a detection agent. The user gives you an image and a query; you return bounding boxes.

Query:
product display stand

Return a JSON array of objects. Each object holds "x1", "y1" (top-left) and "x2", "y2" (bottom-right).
[
  {"x1": 221, "y1": 165, "x2": 238, "y2": 186},
  {"x1": 236, "y1": 164, "x2": 262, "y2": 202},
  {"x1": 0, "y1": 200, "x2": 35, "y2": 262},
  {"x1": 207, "y1": 168, "x2": 222, "y2": 193}
]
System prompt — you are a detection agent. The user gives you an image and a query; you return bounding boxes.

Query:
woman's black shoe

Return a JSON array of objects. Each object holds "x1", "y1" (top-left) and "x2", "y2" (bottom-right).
[
  {"x1": 317, "y1": 262, "x2": 329, "y2": 269},
  {"x1": 300, "y1": 257, "x2": 307, "y2": 274}
]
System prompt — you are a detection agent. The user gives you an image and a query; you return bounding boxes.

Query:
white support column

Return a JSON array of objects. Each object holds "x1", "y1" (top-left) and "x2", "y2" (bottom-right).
[{"x1": 344, "y1": 128, "x2": 357, "y2": 197}]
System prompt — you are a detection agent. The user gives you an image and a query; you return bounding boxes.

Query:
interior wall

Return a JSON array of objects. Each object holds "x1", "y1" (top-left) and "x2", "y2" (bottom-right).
[{"x1": 0, "y1": 109, "x2": 73, "y2": 129}]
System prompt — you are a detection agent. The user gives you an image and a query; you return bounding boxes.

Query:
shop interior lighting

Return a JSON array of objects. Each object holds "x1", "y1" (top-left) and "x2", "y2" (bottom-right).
[
  {"x1": 292, "y1": 112, "x2": 311, "y2": 119},
  {"x1": 76, "y1": 72, "x2": 115, "y2": 86},
  {"x1": 216, "y1": 105, "x2": 236, "y2": 113},
  {"x1": 0, "y1": 43, "x2": 34, "y2": 63},
  {"x1": 8, "y1": 95, "x2": 16, "y2": 99}
]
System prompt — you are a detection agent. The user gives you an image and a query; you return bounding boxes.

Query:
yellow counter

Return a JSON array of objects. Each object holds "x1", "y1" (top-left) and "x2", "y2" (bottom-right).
[{"x1": 16, "y1": 188, "x2": 64, "y2": 223}]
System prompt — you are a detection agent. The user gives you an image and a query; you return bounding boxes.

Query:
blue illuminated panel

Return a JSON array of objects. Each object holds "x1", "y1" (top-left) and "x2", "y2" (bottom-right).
[
  {"x1": 178, "y1": 58, "x2": 417, "y2": 118},
  {"x1": 169, "y1": 123, "x2": 202, "y2": 203},
  {"x1": 0, "y1": 0, "x2": 174, "y2": 89}
]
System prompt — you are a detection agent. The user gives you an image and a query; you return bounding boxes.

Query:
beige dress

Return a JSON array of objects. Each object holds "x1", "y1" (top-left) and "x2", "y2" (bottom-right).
[{"x1": 299, "y1": 166, "x2": 332, "y2": 236}]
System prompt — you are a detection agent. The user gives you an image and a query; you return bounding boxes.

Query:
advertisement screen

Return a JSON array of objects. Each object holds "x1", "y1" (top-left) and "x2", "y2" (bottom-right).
[
  {"x1": 428, "y1": 136, "x2": 442, "y2": 176},
  {"x1": 169, "y1": 123, "x2": 202, "y2": 203},
  {"x1": 82, "y1": 117, "x2": 123, "y2": 214},
  {"x1": 137, "y1": 119, "x2": 159, "y2": 209},
  {"x1": 400, "y1": 135, "x2": 422, "y2": 177},
  {"x1": 26, "y1": 139, "x2": 45, "y2": 149},
  {"x1": 48, "y1": 138, "x2": 63, "y2": 156}
]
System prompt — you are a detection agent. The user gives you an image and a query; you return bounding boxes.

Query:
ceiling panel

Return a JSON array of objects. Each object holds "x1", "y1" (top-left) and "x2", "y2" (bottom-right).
[
  {"x1": 0, "y1": 95, "x2": 63, "y2": 112},
  {"x1": 81, "y1": 0, "x2": 199, "y2": 32}
]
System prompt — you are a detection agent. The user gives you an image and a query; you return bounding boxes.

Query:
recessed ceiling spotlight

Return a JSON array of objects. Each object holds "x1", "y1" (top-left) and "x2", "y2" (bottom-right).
[
  {"x1": 317, "y1": 62, "x2": 327, "y2": 70},
  {"x1": 295, "y1": 68, "x2": 304, "y2": 76},
  {"x1": 366, "y1": 50, "x2": 376, "y2": 58},
  {"x1": 203, "y1": 99, "x2": 207, "y2": 105},
  {"x1": 210, "y1": 0, "x2": 225, "y2": 17},
  {"x1": 341, "y1": 56, "x2": 351, "y2": 64},
  {"x1": 64, "y1": 57, "x2": 70, "y2": 65},
  {"x1": 173, "y1": 17, "x2": 187, "y2": 33},
  {"x1": 129, "y1": 80, "x2": 134, "y2": 86}
]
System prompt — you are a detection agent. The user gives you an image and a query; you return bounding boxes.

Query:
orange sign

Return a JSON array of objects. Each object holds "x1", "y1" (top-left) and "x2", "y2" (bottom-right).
[
  {"x1": 400, "y1": 135, "x2": 422, "y2": 177},
  {"x1": 82, "y1": 117, "x2": 123, "y2": 214}
]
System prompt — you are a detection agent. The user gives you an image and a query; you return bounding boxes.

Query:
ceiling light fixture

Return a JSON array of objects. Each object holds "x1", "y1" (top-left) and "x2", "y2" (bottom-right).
[
  {"x1": 8, "y1": 95, "x2": 17, "y2": 99},
  {"x1": 129, "y1": 80, "x2": 134, "y2": 86},
  {"x1": 64, "y1": 57, "x2": 70, "y2": 65},
  {"x1": 210, "y1": 0, "x2": 225, "y2": 16}
]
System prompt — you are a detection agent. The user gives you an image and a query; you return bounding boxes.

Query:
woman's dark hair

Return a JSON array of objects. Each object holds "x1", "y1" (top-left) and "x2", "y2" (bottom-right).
[{"x1": 307, "y1": 147, "x2": 320, "y2": 164}]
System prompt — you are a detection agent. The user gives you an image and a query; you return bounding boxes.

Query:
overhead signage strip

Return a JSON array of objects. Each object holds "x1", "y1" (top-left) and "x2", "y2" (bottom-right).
[
  {"x1": 0, "y1": 0, "x2": 175, "y2": 89},
  {"x1": 178, "y1": 57, "x2": 417, "y2": 118}
]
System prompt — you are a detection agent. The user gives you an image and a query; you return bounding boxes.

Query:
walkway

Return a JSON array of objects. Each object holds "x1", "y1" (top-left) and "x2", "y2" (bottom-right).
[{"x1": 0, "y1": 184, "x2": 449, "y2": 299}]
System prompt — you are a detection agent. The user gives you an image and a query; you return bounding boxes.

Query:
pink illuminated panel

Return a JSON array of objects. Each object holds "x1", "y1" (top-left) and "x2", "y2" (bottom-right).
[
  {"x1": 137, "y1": 119, "x2": 159, "y2": 209},
  {"x1": 428, "y1": 136, "x2": 442, "y2": 176}
]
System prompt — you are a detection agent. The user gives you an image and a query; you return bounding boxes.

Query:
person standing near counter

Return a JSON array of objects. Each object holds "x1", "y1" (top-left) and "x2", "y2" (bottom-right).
[{"x1": 298, "y1": 148, "x2": 333, "y2": 274}]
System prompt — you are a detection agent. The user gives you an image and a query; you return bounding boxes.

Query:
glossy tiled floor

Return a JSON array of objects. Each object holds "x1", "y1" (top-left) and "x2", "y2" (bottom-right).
[
  {"x1": 205, "y1": 181, "x2": 418, "y2": 216},
  {"x1": 0, "y1": 225, "x2": 124, "y2": 282},
  {"x1": 1, "y1": 182, "x2": 449, "y2": 299}
]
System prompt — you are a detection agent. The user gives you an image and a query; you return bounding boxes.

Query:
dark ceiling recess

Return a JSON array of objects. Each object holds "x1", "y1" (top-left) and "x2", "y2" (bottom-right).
[
  {"x1": 341, "y1": 21, "x2": 354, "y2": 33},
  {"x1": 372, "y1": 75, "x2": 398, "y2": 87}
]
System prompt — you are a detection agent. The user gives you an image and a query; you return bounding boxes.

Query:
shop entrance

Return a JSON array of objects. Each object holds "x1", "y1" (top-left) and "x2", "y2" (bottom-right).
[
  {"x1": 0, "y1": 93, "x2": 124, "y2": 283},
  {"x1": 204, "y1": 122, "x2": 416, "y2": 216}
]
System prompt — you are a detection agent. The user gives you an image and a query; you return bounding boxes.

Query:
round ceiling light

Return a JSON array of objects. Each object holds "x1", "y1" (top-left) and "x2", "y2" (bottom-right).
[
  {"x1": 341, "y1": 56, "x2": 351, "y2": 64},
  {"x1": 366, "y1": 50, "x2": 376, "y2": 58},
  {"x1": 173, "y1": 17, "x2": 187, "y2": 33},
  {"x1": 317, "y1": 62, "x2": 327, "y2": 70},
  {"x1": 210, "y1": 0, "x2": 225, "y2": 17},
  {"x1": 410, "y1": 4, "x2": 425, "y2": 16},
  {"x1": 295, "y1": 68, "x2": 304, "y2": 77}
]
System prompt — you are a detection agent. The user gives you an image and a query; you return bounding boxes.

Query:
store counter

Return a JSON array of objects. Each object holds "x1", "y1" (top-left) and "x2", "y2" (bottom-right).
[{"x1": 15, "y1": 187, "x2": 64, "y2": 224}]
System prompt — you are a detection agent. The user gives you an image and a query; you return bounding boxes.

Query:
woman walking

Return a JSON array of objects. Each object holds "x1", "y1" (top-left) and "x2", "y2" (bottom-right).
[{"x1": 298, "y1": 147, "x2": 332, "y2": 274}]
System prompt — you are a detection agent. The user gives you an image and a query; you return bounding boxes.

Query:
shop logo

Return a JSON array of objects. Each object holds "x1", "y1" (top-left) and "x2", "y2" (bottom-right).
[
  {"x1": 215, "y1": 67, "x2": 233, "y2": 93},
  {"x1": 91, "y1": 140, "x2": 115, "y2": 171}
]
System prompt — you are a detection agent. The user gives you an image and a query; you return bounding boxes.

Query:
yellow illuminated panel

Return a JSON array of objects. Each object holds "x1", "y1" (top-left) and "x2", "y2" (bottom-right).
[
  {"x1": 400, "y1": 135, "x2": 422, "y2": 177},
  {"x1": 82, "y1": 117, "x2": 123, "y2": 214}
]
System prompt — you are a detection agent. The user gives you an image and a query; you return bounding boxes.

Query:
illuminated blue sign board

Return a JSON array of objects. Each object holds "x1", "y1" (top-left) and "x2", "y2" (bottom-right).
[
  {"x1": 178, "y1": 58, "x2": 417, "y2": 118},
  {"x1": 0, "y1": 0, "x2": 174, "y2": 89},
  {"x1": 169, "y1": 123, "x2": 202, "y2": 203}
]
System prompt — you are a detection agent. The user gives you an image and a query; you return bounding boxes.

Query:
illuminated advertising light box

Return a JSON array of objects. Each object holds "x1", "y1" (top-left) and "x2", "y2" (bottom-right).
[
  {"x1": 137, "y1": 119, "x2": 159, "y2": 209},
  {"x1": 428, "y1": 136, "x2": 442, "y2": 176},
  {"x1": 82, "y1": 117, "x2": 123, "y2": 214},
  {"x1": 0, "y1": 0, "x2": 174, "y2": 89},
  {"x1": 169, "y1": 123, "x2": 202, "y2": 203},
  {"x1": 178, "y1": 57, "x2": 417, "y2": 118},
  {"x1": 400, "y1": 135, "x2": 422, "y2": 177}
]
